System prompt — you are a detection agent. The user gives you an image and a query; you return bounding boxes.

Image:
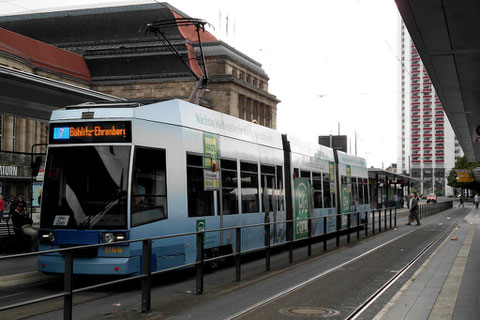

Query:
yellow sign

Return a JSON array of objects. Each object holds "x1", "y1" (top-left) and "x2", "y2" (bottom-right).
[{"x1": 457, "y1": 170, "x2": 474, "y2": 183}]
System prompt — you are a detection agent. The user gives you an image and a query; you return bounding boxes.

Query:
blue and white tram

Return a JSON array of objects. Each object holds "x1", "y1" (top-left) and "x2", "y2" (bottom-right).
[{"x1": 37, "y1": 99, "x2": 369, "y2": 275}]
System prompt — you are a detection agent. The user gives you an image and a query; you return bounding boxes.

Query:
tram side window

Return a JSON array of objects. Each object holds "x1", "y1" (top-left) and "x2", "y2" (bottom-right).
[
  {"x1": 358, "y1": 178, "x2": 365, "y2": 205},
  {"x1": 323, "y1": 173, "x2": 334, "y2": 208},
  {"x1": 312, "y1": 172, "x2": 323, "y2": 209},
  {"x1": 294, "y1": 168, "x2": 299, "y2": 178},
  {"x1": 362, "y1": 179, "x2": 369, "y2": 204},
  {"x1": 352, "y1": 177, "x2": 359, "y2": 206},
  {"x1": 323, "y1": 173, "x2": 333, "y2": 208},
  {"x1": 187, "y1": 154, "x2": 214, "y2": 217},
  {"x1": 276, "y1": 166, "x2": 284, "y2": 212},
  {"x1": 300, "y1": 170, "x2": 311, "y2": 180},
  {"x1": 241, "y1": 162, "x2": 259, "y2": 213},
  {"x1": 220, "y1": 159, "x2": 238, "y2": 215},
  {"x1": 261, "y1": 165, "x2": 276, "y2": 212},
  {"x1": 132, "y1": 147, "x2": 167, "y2": 227}
]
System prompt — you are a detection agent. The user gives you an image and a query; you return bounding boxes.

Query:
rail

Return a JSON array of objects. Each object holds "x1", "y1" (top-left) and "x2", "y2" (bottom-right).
[{"x1": 0, "y1": 201, "x2": 453, "y2": 319}]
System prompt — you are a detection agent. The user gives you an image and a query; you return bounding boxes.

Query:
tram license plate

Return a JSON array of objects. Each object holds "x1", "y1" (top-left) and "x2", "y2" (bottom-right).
[{"x1": 53, "y1": 215, "x2": 70, "y2": 226}]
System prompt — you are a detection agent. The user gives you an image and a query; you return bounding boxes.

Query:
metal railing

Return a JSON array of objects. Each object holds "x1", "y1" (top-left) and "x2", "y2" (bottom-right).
[{"x1": 0, "y1": 201, "x2": 453, "y2": 319}]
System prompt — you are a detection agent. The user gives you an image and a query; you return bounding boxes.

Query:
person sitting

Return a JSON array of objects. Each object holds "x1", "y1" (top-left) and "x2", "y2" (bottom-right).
[{"x1": 10, "y1": 200, "x2": 38, "y2": 251}]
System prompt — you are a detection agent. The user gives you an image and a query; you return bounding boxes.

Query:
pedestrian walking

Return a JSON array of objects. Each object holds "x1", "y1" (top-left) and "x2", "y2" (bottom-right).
[
  {"x1": 407, "y1": 193, "x2": 420, "y2": 225},
  {"x1": 459, "y1": 195, "x2": 464, "y2": 207},
  {"x1": 475, "y1": 193, "x2": 479, "y2": 209}
]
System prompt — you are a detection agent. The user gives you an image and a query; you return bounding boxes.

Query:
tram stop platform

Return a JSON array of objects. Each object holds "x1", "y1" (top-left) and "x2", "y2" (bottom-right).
[{"x1": 374, "y1": 205, "x2": 480, "y2": 320}]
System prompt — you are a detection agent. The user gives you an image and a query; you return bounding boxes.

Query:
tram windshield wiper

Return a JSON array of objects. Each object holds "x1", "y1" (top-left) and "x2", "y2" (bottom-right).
[{"x1": 79, "y1": 189, "x2": 126, "y2": 228}]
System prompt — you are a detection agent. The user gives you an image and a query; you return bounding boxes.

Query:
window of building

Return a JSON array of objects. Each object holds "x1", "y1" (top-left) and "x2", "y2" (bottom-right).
[
  {"x1": 187, "y1": 154, "x2": 214, "y2": 217},
  {"x1": 220, "y1": 159, "x2": 238, "y2": 215},
  {"x1": 132, "y1": 147, "x2": 167, "y2": 226},
  {"x1": 241, "y1": 162, "x2": 259, "y2": 213}
]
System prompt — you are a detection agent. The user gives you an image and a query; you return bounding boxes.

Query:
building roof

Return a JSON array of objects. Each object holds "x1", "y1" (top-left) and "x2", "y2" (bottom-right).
[
  {"x1": 0, "y1": 27, "x2": 91, "y2": 81},
  {"x1": 0, "y1": 3, "x2": 273, "y2": 84}
]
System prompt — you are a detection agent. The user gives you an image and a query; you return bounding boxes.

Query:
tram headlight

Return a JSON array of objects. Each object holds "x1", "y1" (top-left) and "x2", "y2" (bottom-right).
[
  {"x1": 101, "y1": 232, "x2": 127, "y2": 243},
  {"x1": 115, "y1": 233, "x2": 126, "y2": 241},
  {"x1": 40, "y1": 232, "x2": 55, "y2": 243},
  {"x1": 102, "y1": 232, "x2": 116, "y2": 243}
]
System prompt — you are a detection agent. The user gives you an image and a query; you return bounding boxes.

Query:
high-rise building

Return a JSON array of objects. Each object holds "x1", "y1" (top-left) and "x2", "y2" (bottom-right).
[{"x1": 398, "y1": 21, "x2": 462, "y2": 196}]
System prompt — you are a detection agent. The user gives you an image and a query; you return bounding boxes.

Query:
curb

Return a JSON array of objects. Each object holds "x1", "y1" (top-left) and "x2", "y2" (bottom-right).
[{"x1": 0, "y1": 271, "x2": 55, "y2": 288}]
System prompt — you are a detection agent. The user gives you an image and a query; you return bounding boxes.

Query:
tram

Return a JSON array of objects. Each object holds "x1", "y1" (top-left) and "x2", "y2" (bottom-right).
[{"x1": 38, "y1": 99, "x2": 369, "y2": 275}]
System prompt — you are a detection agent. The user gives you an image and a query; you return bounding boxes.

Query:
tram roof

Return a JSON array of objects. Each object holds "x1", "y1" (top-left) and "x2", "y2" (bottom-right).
[{"x1": 52, "y1": 99, "x2": 285, "y2": 149}]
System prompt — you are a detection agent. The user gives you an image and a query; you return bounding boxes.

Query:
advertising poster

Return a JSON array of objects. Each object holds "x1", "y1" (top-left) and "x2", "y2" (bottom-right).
[
  {"x1": 203, "y1": 133, "x2": 219, "y2": 190},
  {"x1": 329, "y1": 161, "x2": 335, "y2": 193},
  {"x1": 295, "y1": 178, "x2": 312, "y2": 239}
]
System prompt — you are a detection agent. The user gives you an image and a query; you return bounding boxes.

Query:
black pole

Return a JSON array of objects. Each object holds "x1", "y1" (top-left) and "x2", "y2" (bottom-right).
[
  {"x1": 235, "y1": 228, "x2": 241, "y2": 281},
  {"x1": 141, "y1": 239, "x2": 152, "y2": 313},
  {"x1": 265, "y1": 216, "x2": 271, "y2": 271},
  {"x1": 357, "y1": 212, "x2": 360, "y2": 240},
  {"x1": 347, "y1": 213, "x2": 351, "y2": 243},
  {"x1": 372, "y1": 210, "x2": 375, "y2": 234},
  {"x1": 323, "y1": 216, "x2": 327, "y2": 252},
  {"x1": 64, "y1": 251, "x2": 73, "y2": 320},
  {"x1": 307, "y1": 217, "x2": 312, "y2": 257},
  {"x1": 196, "y1": 232, "x2": 204, "y2": 294}
]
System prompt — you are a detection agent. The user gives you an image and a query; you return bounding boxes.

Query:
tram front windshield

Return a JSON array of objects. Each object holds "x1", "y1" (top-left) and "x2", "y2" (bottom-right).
[{"x1": 41, "y1": 146, "x2": 130, "y2": 230}]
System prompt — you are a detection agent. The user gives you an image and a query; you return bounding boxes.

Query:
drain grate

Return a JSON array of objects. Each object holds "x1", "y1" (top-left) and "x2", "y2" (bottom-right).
[{"x1": 280, "y1": 307, "x2": 340, "y2": 317}]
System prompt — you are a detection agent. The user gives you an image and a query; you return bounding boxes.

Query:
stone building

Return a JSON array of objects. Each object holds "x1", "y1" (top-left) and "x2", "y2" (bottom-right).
[
  {"x1": 0, "y1": 2, "x2": 279, "y2": 128},
  {"x1": 0, "y1": 27, "x2": 92, "y2": 199}
]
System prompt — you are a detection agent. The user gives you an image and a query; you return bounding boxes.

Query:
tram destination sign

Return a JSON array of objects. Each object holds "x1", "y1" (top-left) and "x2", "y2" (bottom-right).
[{"x1": 49, "y1": 121, "x2": 132, "y2": 144}]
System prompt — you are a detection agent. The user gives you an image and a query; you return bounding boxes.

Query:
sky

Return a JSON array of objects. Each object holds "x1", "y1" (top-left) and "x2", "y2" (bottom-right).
[{"x1": 0, "y1": 0, "x2": 402, "y2": 169}]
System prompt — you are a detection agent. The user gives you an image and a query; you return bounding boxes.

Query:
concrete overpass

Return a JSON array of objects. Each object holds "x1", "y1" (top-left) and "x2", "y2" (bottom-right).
[{"x1": 396, "y1": 0, "x2": 480, "y2": 161}]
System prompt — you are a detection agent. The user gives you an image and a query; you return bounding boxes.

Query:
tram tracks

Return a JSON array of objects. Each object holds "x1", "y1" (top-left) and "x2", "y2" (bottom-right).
[
  {"x1": 226, "y1": 208, "x2": 466, "y2": 320},
  {"x1": 346, "y1": 213, "x2": 464, "y2": 320}
]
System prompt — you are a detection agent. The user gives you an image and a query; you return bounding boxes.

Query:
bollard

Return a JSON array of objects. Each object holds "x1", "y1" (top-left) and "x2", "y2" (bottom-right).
[
  {"x1": 142, "y1": 239, "x2": 152, "y2": 313},
  {"x1": 196, "y1": 232, "x2": 204, "y2": 294},
  {"x1": 323, "y1": 216, "x2": 327, "y2": 252},
  {"x1": 64, "y1": 251, "x2": 73, "y2": 320},
  {"x1": 235, "y1": 228, "x2": 241, "y2": 282},
  {"x1": 307, "y1": 218, "x2": 312, "y2": 257}
]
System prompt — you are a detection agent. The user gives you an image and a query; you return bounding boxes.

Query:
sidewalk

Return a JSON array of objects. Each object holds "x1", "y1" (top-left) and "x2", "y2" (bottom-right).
[{"x1": 374, "y1": 206, "x2": 480, "y2": 319}]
